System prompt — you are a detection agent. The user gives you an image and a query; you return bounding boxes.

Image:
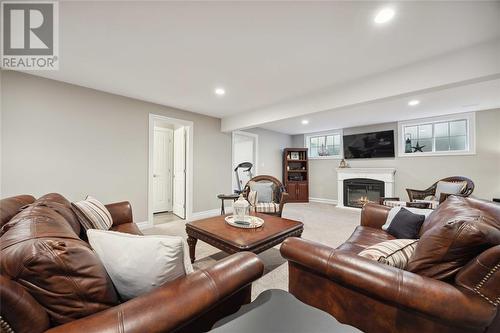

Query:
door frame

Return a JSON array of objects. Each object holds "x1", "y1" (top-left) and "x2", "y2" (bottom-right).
[
  {"x1": 231, "y1": 130, "x2": 258, "y2": 193},
  {"x1": 148, "y1": 114, "x2": 193, "y2": 228}
]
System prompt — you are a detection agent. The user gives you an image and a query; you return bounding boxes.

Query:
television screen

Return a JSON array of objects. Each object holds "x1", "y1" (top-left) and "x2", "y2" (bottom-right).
[{"x1": 343, "y1": 130, "x2": 395, "y2": 159}]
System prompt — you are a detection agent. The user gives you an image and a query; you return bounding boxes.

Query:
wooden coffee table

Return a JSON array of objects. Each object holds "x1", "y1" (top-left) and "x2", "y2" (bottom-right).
[{"x1": 185, "y1": 213, "x2": 303, "y2": 263}]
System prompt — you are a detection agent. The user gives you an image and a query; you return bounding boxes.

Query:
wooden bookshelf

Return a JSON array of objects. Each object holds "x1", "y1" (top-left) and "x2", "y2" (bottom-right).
[{"x1": 283, "y1": 148, "x2": 309, "y2": 203}]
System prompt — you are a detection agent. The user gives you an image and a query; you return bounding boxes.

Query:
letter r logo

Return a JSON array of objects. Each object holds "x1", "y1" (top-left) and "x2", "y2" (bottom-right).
[{"x1": 2, "y1": 2, "x2": 54, "y2": 55}]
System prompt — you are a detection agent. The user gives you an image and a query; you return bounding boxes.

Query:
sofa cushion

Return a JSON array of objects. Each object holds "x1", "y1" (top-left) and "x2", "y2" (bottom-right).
[
  {"x1": 359, "y1": 239, "x2": 418, "y2": 269},
  {"x1": 0, "y1": 195, "x2": 35, "y2": 229},
  {"x1": 0, "y1": 204, "x2": 119, "y2": 325},
  {"x1": 33, "y1": 193, "x2": 81, "y2": 236},
  {"x1": 407, "y1": 214, "x2": 500, "y2": 280},
  {"x1": 386, "y1": 208, "x2": 425, "y2": 239},
  {"x1": 420, "y1": 195, "x2": 494, "y2": 236},
  {"x1": 88, "y1": 230, "x2": 193, "y2": 300},
  {"x1": 255, "y1": 202, "x2": 280, "y2": 214},
  {"x1": 337, "y1": 226, "x2": 395, "y2": 254}
]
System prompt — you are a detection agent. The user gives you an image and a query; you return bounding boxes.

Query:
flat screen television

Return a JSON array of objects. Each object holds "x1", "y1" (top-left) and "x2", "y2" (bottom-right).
[{"x1": 343, "y1": 130, "x2": 395, "y2": 159}]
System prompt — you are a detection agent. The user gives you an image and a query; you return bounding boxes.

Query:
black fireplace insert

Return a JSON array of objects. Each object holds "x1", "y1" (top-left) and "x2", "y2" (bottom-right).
[{"x1": 344, "y1": 178, "x2": 385, "y2": 208}]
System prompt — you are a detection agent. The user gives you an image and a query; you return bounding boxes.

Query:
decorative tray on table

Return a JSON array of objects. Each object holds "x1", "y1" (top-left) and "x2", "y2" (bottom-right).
[{"x1": 225, "y1": 215, "x2": 264, "y2": 229}]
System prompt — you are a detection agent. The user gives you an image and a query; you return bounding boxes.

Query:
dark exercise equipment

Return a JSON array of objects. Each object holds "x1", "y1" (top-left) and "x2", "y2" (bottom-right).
[{"x1": 234, "y1": 162, "x2": 253, "y2": 194}]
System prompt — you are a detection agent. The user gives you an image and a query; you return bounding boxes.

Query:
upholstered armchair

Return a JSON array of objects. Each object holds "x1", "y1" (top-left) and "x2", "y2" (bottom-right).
[
  {"x1": 242, "y1": 175, "x2": 289, "y2": 217},
  {"x1": 406, "y1": 176, "x2": 474, "y2": 203}
]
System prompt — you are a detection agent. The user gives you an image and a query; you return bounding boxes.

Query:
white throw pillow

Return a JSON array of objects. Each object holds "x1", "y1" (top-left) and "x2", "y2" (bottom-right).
[
  {"x1": 87, "y1": 229, "x2": 193, "y2": 300},
  {"x1": 382, "y1": 206, "x2": 433, "y2": 231},
  {"x1": 435, "y1": 181, "x2": 466, "y2": 201}
]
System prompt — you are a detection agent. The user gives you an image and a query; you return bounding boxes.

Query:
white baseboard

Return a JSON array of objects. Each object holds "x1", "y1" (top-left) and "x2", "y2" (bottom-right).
[
  {"x1": 336, "y1": 205, "x2": 361, "y2": 211},
  {"x1": 138, "y1": 207, "x2": 233, "y2": 230},
  {"x1": 189, "y1": 207, "x2": 233, "y2": 221},
  {"x1": 308, "y1": 197, "x2": 338, "y2": 205},
  {"x1": 136, "y1": 220, "x2": 153, "y2": 230}
]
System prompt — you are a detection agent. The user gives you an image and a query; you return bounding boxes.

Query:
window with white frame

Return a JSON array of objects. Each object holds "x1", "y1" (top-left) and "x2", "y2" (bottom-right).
[
  {"x1": 398, "y1": 113, "x2": 475, "y2": 156},
  {"x1": 305, "y1": 131, "x2": 342, "y2": 159}
]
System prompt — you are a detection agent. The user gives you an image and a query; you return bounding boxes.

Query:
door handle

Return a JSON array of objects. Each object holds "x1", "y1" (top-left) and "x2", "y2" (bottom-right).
[{"x1": 153, "y1": 174, "x2": 159, "y2": 178}]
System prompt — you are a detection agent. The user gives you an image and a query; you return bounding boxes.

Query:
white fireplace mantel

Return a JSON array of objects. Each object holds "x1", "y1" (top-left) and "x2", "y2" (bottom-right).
[{"x1": 336, "y1": 168, "x2": 396, "y2": 208}]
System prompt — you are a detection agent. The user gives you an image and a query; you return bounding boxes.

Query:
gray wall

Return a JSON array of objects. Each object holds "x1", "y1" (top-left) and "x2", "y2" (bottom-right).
[
  {"x1": 293, "y1": 109, "x2": 500, "y2": 201},
  {"x1": 246, "y1": 127, "x2": 292, "y2": 180},
  {"x1": 291, "y1": 134, "x2": 304, "y2": 148},
  {"x1": 1, "y1": 71, "x2": 232, "y2": 221}
]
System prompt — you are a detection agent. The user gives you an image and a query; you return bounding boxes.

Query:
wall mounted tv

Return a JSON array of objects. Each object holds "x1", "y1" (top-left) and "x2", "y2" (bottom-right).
[{"x1": 343, "y1": 130, "x2": 395, "y2": 159}]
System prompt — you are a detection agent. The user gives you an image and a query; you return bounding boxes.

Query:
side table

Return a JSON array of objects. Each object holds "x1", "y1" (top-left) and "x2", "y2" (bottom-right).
[{"x1": 217, "y1": 194, "x2": 239, "y2": 215}]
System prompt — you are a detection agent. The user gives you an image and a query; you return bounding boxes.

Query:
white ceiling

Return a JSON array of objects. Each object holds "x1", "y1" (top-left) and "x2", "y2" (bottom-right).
[
  {"x1": 29, "y1": 1, "x2": 500, "y2": 123},
  {"x1": 259, "y1": 77, "x2": 500, "y2": 135}
]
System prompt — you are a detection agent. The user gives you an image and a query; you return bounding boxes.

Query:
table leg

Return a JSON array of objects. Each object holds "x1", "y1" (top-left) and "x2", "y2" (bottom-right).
[
  {"x1": 187, "y1": 236, "x2": 197, "y2": 263},
  {"x1": 221, "y1": 199, "x2": 225, "y2": 215}
]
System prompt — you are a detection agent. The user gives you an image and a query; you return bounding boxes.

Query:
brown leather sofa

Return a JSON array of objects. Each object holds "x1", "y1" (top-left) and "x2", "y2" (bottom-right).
[
  {"x1": 281, "y1": 196, "x2": 500, "y2": 333},
  {"x1": 0, "y1": 193, "x2": 264, "y2": 333}
]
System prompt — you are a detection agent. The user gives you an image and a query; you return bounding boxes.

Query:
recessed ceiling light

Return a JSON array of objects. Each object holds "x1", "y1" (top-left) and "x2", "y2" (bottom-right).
[
  {"x1": 301, "y1": 120, "x2": 309, "y2": 125},
  {"x1": 374, "y1": 8, "x2": 395, "y2": 24},
  {"x1": 214, "y1": 88, "x2": 225, "y2": 96},
  {"x1": 408, "y1": 100, "x2": 420, "y2": 106}
]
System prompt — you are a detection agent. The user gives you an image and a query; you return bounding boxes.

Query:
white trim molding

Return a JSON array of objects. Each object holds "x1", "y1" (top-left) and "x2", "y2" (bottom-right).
[
  {"x1": 397, "y1": 112, "x2": 476, "y2": 157},
  {"x1": 308, "y1": 197, "x2": 338, "y2": 205},
  {"x1": 336, "y1": 168, "x2": 396, "y2": 208}
]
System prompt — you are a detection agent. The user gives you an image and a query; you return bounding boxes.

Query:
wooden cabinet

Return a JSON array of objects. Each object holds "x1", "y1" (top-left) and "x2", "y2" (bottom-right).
[
  {"x1": 297, "y1": 182, "x2": 309, "y2": 201},
  {"x1": 287, "y1": 182, "x2": 298, "y2": 201},
  {"x1": 283, "y1": 148, "x2": 309, "y2": 203},
  {"x1": 286, "y1": 182, "x2": 308, "y2": 202}
]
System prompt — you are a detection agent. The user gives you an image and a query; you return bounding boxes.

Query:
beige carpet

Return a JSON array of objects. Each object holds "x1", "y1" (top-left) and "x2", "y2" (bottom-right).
[{"x1": 143, "y1": 203, "x2": 360, "y2": 299}]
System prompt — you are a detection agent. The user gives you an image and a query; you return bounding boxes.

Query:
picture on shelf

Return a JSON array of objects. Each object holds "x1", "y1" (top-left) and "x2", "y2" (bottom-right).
[{"x1": 290, "y1": 152, "x2": 300, "y2": 160}]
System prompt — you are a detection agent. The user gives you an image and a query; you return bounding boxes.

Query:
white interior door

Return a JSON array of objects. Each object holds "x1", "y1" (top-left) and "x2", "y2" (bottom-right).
[
  {"x1": 232, "y1": 132, "x2": 258, "y2": 193},
  {"x1": 153, "y1": 127, "x2": 173, "y2": 213},
  {"x1": 173, "y1": 127, "x2": 186, "y2": 218}
]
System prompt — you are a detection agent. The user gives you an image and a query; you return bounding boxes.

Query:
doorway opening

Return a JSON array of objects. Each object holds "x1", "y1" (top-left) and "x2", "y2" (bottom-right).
[
  {"x1": 232, "y1": 131, "x2": 258, "y2": 194},
  {"x1": 148, "y1": 114, "x2": 193, "y2": 227}
]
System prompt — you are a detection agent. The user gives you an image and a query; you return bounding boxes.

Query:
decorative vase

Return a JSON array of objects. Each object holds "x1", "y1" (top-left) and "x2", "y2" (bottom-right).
[{"x1": 232, "y1": 194, "x2": 250, "y2": 222}]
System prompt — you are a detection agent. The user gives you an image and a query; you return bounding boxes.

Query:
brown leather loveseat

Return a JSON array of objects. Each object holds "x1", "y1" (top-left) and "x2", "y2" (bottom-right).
[
  {"x1": 0, "y1": 193, "x2": 264, "y2": 333},
  {"x1": 281, "y1": 196, "x2": 500, "y2": 333}
]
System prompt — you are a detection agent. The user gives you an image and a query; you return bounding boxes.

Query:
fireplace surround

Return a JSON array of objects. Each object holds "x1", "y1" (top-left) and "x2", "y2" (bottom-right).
[{"x1": 336, "y1": 168, "x2": 396, "y2": 208}]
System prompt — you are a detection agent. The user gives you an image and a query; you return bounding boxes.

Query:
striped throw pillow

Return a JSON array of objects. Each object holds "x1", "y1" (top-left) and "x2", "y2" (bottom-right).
[
  {"x1": 359, "y1": 239, "x2": 418, "y2": 269},
  {"x1": 72, "y1": 196, "x2": 113, "y2": 230}
]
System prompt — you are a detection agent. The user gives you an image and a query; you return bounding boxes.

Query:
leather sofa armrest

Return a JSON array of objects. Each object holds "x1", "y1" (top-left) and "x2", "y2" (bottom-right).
[
  {"x1": 0, "y1": 275, "x2": 50, "y2": 333},
  {"x1": 280, "y1": 237, "x2": 496, "y2": 329},
  {"x1": 46, "y1": 252, "x2": 264, "y2": 333},
  {"x1": 360, "y1": 203, "x2": 390, "y2": 229},
  {"x1": 105, "y1": 201, "x2": 133, "y2": 226}
]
